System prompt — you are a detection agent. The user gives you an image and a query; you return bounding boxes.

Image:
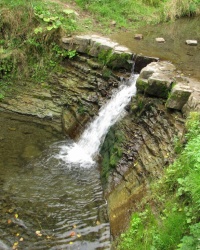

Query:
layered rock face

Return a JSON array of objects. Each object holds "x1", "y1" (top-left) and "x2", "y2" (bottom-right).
[
  {"x1": 0, "y1": 35, "x2": 159, "y2": 137},
  {"x1": 101, "y1": 60, "x2": 200, "y2": 238},
  {"x1": 101, "y1": 97, "x2": 185, "y2": 237}
]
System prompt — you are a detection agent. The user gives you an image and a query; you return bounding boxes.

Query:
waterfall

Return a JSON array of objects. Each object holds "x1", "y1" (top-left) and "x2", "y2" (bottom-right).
[{"x1": 57, "y1": 73, "x2": 139, "y2": 167}]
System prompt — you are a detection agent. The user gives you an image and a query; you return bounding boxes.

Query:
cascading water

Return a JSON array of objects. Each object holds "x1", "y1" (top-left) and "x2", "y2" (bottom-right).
[{"x1": 57, "y1": 74, "x2": 139, "y2": 167}]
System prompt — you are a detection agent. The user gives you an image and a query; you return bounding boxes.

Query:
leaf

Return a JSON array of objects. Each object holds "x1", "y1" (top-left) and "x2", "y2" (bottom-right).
[
  {"x1": 36, "y1": 230, "x2": 42, "y2": 237},
  {"x1": 69, "y1": 242, "x2": 73, "y2": 245},
  {"x1": 63, "y1": 9, "x2": 75, "y2": 15},
  {"x1": 19, "y1": 237, "x2": 24, "y2": 242},
  {"x1": 34, "y1": 27, "x2": 43, "y2": 34},
  {"x1": 96, "y1": 220, "x2": 101, "y2": 225},
  {"x1": 12, "y1": 242, "x2": 18, "y2": 250},
  {"x1": 43, "y1": 17, "x2": 51, "y2": 22},
  {"x1": 47, "y1": 26, "x2": 54, "y2": 31},
  {"x1": 15, "y1": 214, "x2": 18, "y2": 219},
  {"x1": 70, "y1": 231, "x2": 76, "y2": 237},
  {"x1": 77, "y1": 233, "x2": 82, "y2": 238},
  {"x1": 8, "y1": 219, "x2": 12, "y2": 224}
]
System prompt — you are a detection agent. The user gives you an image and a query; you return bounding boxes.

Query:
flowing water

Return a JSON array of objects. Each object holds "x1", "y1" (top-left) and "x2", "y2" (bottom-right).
[
  {"x1": 57, "y1": 74, "x2": 139, "y2": 168},
  {"x1": 0, "y1": 74, "x2": 138, "y2": 249}
]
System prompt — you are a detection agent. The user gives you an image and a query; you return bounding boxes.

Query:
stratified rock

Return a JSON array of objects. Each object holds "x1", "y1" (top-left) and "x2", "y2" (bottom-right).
[
  {"x1": 134, "y1": 34, "x2": 143, "y2": 40},
  {"x1": 136, "y1": 61, "x2": 176, "y2": 98},
  {"x1": 185, "y1": 40, "x2": 198, "y2": 46},
  {"x1": 155, "y1": 37, "x2": 165, "y2": 43},
  {"x1": 166, "y1": 83, "x2": 192, "y2": 110}
]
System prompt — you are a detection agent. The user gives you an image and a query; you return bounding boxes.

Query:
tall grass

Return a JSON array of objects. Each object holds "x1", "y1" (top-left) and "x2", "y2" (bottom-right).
[
  {"x1": 165, "y1": 0, "x2": 200, "y2": 20},
  {"x1": 0, "y1": 0, "x2": 77, "y2": 85}
]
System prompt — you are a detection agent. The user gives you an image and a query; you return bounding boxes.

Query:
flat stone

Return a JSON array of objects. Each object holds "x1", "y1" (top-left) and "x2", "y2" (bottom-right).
[
  {"x1": 185, "y1": 40, "x2": 198, "y2": 46},
  {"x1": 134, "y1": 34, "x2": 143, "y2": 40},
  {"x1": 155, "y1": 37, "x2": 165, "y2": 43},
  {"x1": 136, "y1": 61, "x2": 176, "y2": 98}
]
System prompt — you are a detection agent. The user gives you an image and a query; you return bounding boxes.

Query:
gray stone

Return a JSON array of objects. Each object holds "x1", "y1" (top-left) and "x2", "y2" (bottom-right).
[
  {"x1": 166, "y1": 83, "x2": 192, "y2": 110},
  {"x1": 181, "y1": 78, "x2": 200, "y2": 115},
  {"x1": 136, "y1": 61, "x2": 176, "y2": 98},
  {"x1": 185, "y1": 40, "x2": 198, "y2": 46},
  {"x1": 155, "y1": 37, "x2": 165, "y2": 43}
]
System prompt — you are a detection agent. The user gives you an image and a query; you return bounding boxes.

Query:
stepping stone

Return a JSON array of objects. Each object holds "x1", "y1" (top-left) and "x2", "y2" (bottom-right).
[
  {"x1": 155, "y1": 37, "x2": 165, "y2": 43},
  {"x1": 185, "y1": 40, "x2": 198, "y2": 46},
  {"x1": 134, "y1": 34, "x2": 143, "y2": 40}
]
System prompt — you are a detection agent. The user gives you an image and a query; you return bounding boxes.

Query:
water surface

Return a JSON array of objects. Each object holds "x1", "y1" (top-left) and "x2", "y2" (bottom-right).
[
  {"x1": 110, "y1": 17, "x2": 200, "y2": 80},
  {"x1": 0, "y1": 112, "x2": 110, "y2": 249}
]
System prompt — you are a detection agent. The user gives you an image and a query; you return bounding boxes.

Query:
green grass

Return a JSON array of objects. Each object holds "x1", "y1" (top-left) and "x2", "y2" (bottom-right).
[
  {"x1": 75, "y1": 0, "x2": 200, "y2": 30},
  {"x1": 118, "y1": 112, "x2": 200, "y2": 250},
  {"x1": 0, "y1": 0, "x2": 77, "y2": 85}
]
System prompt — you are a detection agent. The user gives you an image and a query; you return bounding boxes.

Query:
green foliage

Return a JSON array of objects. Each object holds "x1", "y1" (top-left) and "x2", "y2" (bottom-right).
[
  {"x1": 0, "y1": 0, "x2": 78, "y2": 89},
  {"x1": 33, "y1": 5, "x2": 77, "y2": 34},
  {"x1": 118, "y1": 112, "x2": 200, "y2": 250},
  {"x1": 178, "y1": 223, "x2": 200, "y2": 250}
]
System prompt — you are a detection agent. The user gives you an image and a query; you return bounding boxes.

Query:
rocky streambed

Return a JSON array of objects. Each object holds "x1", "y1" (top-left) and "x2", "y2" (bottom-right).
[{"x1": 0, "y1": 34, "x2": 200, "y2": 247}]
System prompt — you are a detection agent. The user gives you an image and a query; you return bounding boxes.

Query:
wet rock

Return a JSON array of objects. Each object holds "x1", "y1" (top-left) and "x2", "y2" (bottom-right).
[
  {"x1": 155, "y1": 37, "x2": 165, "y2": 43},
  {"x1": 136, "y1": 61, "x2": 176, "y2": 98},
  {"x1": 166, "y1": 83, "x2": 192, "y2": 110},
  {"x1": 185, "y1": 40, "x2": 198, "y2": 46}
]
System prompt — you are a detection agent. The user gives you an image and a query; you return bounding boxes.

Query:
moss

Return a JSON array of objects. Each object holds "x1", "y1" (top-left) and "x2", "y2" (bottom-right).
[
  {"x1": 100, "y1": 125, "x2": 124, "y2": 183},
  {"x1": 108, "y1": 52, "x2": 132, "y2": 70},
  {"x1": 97, "y1": 49, "x2": 113, "y2": 65},
  {"x1": 136, "y1": 78, "x2": 149, "y2": 93}
]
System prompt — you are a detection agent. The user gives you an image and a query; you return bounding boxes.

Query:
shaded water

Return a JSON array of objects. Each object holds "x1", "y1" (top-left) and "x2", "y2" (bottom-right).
[
  {"x1": 110, "y1": 17, "x2": 200, "y2": 80},
  {"x1": 0, "y1": 113, "x2": 110, "y2": 249}
]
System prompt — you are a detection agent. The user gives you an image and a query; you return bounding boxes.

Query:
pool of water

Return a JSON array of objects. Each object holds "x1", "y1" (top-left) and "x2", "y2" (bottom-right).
[
  {"x1": 0, "y1": 112, "x2": 110, "y2": 250},
  {"x1": 110, "y1": 17, "x2": 200, "y2": 80}
]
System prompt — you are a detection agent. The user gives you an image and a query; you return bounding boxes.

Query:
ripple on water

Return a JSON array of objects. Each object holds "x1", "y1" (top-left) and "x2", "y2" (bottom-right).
[{"x1": 0, "y1": 141, "x2": 110, "y2": 249}]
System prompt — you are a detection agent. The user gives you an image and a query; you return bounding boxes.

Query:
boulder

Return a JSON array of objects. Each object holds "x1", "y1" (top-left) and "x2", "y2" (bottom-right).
[
  {"x1": 136, "y1": 61, "x2": 176, "y2": 98},
  {"x1": 166, "y1": 83, "x2": 192, "y2": 110}
]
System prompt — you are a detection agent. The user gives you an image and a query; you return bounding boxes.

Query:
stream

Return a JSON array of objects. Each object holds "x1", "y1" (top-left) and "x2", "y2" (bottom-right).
[
  {"x1": 110, "y1": 17, "x2": 200, "y2": 80},
  {"x1": 0, "y1": 74, "x2": 138, "y2": 249}
]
